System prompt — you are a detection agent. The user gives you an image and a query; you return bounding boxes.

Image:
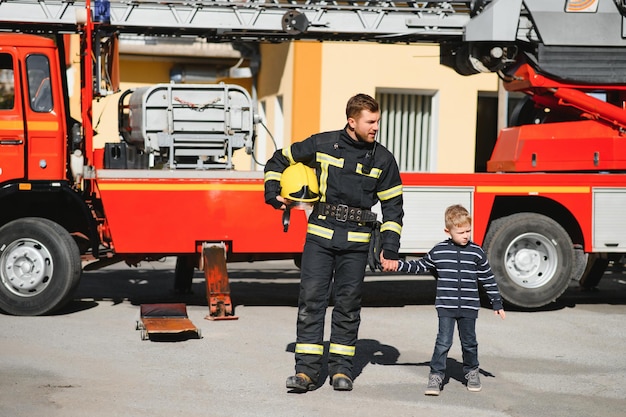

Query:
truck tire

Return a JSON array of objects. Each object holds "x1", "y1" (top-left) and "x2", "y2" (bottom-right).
[
  {"x1": 0, "y1": 218, "x2": 81, "y2": 316},
  {"x1": 483, "y1": 213, "x2": 574, "y2": 308}
]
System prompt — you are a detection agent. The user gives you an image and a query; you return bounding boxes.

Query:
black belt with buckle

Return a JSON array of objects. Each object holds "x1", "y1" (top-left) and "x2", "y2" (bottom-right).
[{"x1": 316, "y1": 203, "x2": 378, "y2": 223}]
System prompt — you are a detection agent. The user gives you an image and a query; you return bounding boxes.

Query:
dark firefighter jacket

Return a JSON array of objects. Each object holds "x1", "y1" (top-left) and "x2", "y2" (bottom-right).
[{"x1": 264, "y1": 127, "x2": 404, "y2": 258}]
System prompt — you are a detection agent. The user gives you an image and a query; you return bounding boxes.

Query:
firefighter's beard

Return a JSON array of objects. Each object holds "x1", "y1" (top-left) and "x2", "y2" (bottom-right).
[{"x1": 355, "y1": 130, "x2": 374, "y2": 143}]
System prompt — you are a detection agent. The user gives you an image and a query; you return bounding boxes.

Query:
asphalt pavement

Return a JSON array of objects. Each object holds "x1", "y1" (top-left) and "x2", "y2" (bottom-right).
[{"x1": 1, "y1": 259, "x2": 625, "y2": 417}]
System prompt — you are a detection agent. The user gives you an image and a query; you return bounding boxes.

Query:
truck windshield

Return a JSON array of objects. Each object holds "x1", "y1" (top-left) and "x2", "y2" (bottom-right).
[{"x1": 26, "y1": 54, "x2": 52, "y2": 113}]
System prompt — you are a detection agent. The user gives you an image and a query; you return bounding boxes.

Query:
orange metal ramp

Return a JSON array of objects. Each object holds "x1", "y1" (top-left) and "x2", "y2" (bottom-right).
[{"x1": 136, "y1": 303, "x2": 202, "y2": 341}]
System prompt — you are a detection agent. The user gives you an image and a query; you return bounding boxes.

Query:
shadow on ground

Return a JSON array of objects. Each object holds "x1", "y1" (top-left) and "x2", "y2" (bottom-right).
[
  {"x1": 61, "y1": 260, "x2": 626, "y2": 315},
  {"x1": 282, "y1": 338, "x2": 497, "y2": 391}
]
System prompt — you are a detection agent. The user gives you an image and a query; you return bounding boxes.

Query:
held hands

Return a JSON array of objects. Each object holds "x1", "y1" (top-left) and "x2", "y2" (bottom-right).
[
  {"x1": 379, "y1": 250, "x2": 399, "y2": 272},
  {"x1": 494, "y1": 309, "x2": 506, "y2": 320}
]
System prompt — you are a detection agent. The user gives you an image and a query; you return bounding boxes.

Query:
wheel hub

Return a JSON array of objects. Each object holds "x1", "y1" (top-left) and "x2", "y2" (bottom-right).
[
  {"x1": 505, "y1": 232, "x2": 557, "y2": 289},
  {"x1": 1, "y1": 240, "x2": 53, "y2": 296},
  {"x1": 512, "y1": 248, "x2": 539, "y2": 275}
]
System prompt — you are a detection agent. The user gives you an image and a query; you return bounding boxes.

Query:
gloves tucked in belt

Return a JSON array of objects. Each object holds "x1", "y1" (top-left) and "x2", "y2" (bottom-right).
[{"x1": 316, "y1": 203, "x2": 378, "y2": 223}]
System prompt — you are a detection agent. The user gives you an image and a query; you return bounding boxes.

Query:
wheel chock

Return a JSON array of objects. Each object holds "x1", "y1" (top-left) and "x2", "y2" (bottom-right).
[
  {"x1": 202, "y1": 243, "x2": 238, "y2": 321},
  {"x1": 136, "y1": 303, "x2": 202, "y2": 340}
]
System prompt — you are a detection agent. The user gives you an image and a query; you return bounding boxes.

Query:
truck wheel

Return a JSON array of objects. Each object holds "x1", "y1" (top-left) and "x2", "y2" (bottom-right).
[
  {"x1": 484, "y1": 213, "x2": 574, "y2": 308},
  {"x1": 0, "y1": 218, "x2": 81, "y2": 316}
]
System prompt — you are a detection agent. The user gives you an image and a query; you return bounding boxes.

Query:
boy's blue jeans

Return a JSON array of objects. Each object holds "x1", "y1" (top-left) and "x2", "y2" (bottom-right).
[{"x1": 429, "y1": 316, "x2": 478, "y2": 377}]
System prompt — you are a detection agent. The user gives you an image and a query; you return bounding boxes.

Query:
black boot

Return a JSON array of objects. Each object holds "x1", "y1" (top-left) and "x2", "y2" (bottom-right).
[
  {"x1": 330, "y1": 373, "x2": 353, "y2": 391},
  {"x1": 286, "y1": 373, "x2": 316, "y2": 392}
]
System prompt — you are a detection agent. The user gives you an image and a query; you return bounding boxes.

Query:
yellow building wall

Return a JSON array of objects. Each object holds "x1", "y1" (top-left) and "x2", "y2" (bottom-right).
[
  {"x1": 256, "y1": 41, "x2": 322, "y2": 160},
  {"x1": 291, "y1": 42, "x2": 322, "y2": 142},
  {"x1": 257, "y1": 41, "x2": 499, "y2": 173},
  {"x1": 318, "y1": 42, "x2": 497, "y2": 173},
  {"x1": 91, "y1": 59, "x2": 169, "y2": 150},
  {"x1": 69, "y1": 37, "x2": 498, "y2": 173},
  {"x1": 67, "y1": 36, "x2": 173, "y2": 150},
  {"x1": 256, "y1": 42, "x2": 295, "y2": 163}
]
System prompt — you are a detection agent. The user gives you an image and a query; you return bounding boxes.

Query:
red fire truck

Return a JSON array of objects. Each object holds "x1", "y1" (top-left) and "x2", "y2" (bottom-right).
[{"x1": 0, "y1": 0, "x2": 624, "y2": 316}]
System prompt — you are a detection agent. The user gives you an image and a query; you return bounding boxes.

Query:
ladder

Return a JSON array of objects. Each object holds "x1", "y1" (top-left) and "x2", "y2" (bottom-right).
[
  {"x1": 1, "y1": 1, "x2": 625, "y2": 46},
  {"x1": 0, "y1": 0, "x2": 484, "y2": 42}
]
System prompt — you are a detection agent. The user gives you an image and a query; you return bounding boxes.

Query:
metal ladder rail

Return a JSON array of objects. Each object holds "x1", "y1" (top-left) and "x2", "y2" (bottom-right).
[{"x1": 0, "y1": 0, "x2": 473, "y2": 41}]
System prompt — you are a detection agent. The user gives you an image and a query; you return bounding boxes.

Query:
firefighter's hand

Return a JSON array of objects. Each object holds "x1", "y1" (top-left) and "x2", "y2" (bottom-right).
[
  {"x1": 276, "y1": 196, "x2": 288, "y2": 210},
  {"x1": 380, "y1": 251, "x2": 398, "y2": 272},
  {"x1": 267, "y1": 195, "x2": 288, "y2": 210},
  {"x1": 495, "y1": 309, "x2": 506, "y2": 320}
]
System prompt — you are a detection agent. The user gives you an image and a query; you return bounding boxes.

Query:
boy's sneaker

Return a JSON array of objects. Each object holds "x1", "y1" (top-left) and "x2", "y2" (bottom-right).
[
  {"x1": 425, "y1": 373, "x2": 443, "y2": 396},
  {"x1": 465, "y1": 368, "x2": 482, "y2": 392}
]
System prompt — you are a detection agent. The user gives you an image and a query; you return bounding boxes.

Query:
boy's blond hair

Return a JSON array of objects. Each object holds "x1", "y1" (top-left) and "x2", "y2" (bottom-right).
[{"x1": 445, "y1": 204, "x2": 471, "y2": 230}]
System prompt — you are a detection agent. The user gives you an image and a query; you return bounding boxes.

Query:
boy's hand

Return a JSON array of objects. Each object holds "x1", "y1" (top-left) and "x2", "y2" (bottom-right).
[
  {"x1": 494, "y1": 309, "x2": 506, "y2": 320},
  {"x1": 379, "y1": 251, "x2": 399, "y2": 272}
]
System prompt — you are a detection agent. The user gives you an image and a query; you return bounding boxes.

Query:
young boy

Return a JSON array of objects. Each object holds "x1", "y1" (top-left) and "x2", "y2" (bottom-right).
[{"x1": 382, "y1": 204, "x2": 505, "y2": 395}]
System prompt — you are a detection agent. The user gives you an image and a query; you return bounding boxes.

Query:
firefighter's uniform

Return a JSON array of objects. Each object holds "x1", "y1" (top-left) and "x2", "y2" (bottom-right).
[{"x1": 264, "y1": 127, "x2": 403, "y2": 386}]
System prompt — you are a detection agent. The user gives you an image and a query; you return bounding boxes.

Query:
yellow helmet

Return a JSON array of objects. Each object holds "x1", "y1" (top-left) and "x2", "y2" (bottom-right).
[{"x1": 280, "y1": 163, "x2": 319, "y2": 204}]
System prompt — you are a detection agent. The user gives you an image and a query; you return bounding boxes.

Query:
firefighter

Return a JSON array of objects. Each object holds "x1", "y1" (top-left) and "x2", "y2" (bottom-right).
[{"x1": 264, "y1": 93, "x2": 404, "y2": 392}]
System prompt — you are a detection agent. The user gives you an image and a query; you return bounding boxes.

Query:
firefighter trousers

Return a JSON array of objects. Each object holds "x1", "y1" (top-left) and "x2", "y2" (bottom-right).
[{"x1": 294, "y1": 239, "x2": 368, "y2": 382}]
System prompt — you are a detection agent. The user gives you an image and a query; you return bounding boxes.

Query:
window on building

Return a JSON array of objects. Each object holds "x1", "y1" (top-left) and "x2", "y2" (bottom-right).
[
  {"x1": 376, "y1": 91, "x2": 435, "y2": 172},
  {"x1": 254, "y1": 96, "x2": 284, "y2": 169},
  {"x1": 274, "y1": 95, "x2": 284, "y2": 149},
  {"x1": 255, "y1": 100, "x2": 269, "y2": 169},
  {"x1": 0, "y1": 53, "x2": 15, "y2": 110},
  {"x1": 475, "y1": 91, "x2": 524, "y2": 172}
]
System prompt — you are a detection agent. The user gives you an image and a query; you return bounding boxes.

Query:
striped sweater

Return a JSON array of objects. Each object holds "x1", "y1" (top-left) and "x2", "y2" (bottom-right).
[{"x1": 398, "y1": 239, "x2": 503, "y2": 318}]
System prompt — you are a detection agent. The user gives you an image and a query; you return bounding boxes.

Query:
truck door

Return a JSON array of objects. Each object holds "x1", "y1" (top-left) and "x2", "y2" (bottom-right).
[
  {"x1": 23, "y1": 51, "x2": 66, "y2": 181},
  {"x1": 0, "y1": 51, "x2": 25, "y2": 182}
]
